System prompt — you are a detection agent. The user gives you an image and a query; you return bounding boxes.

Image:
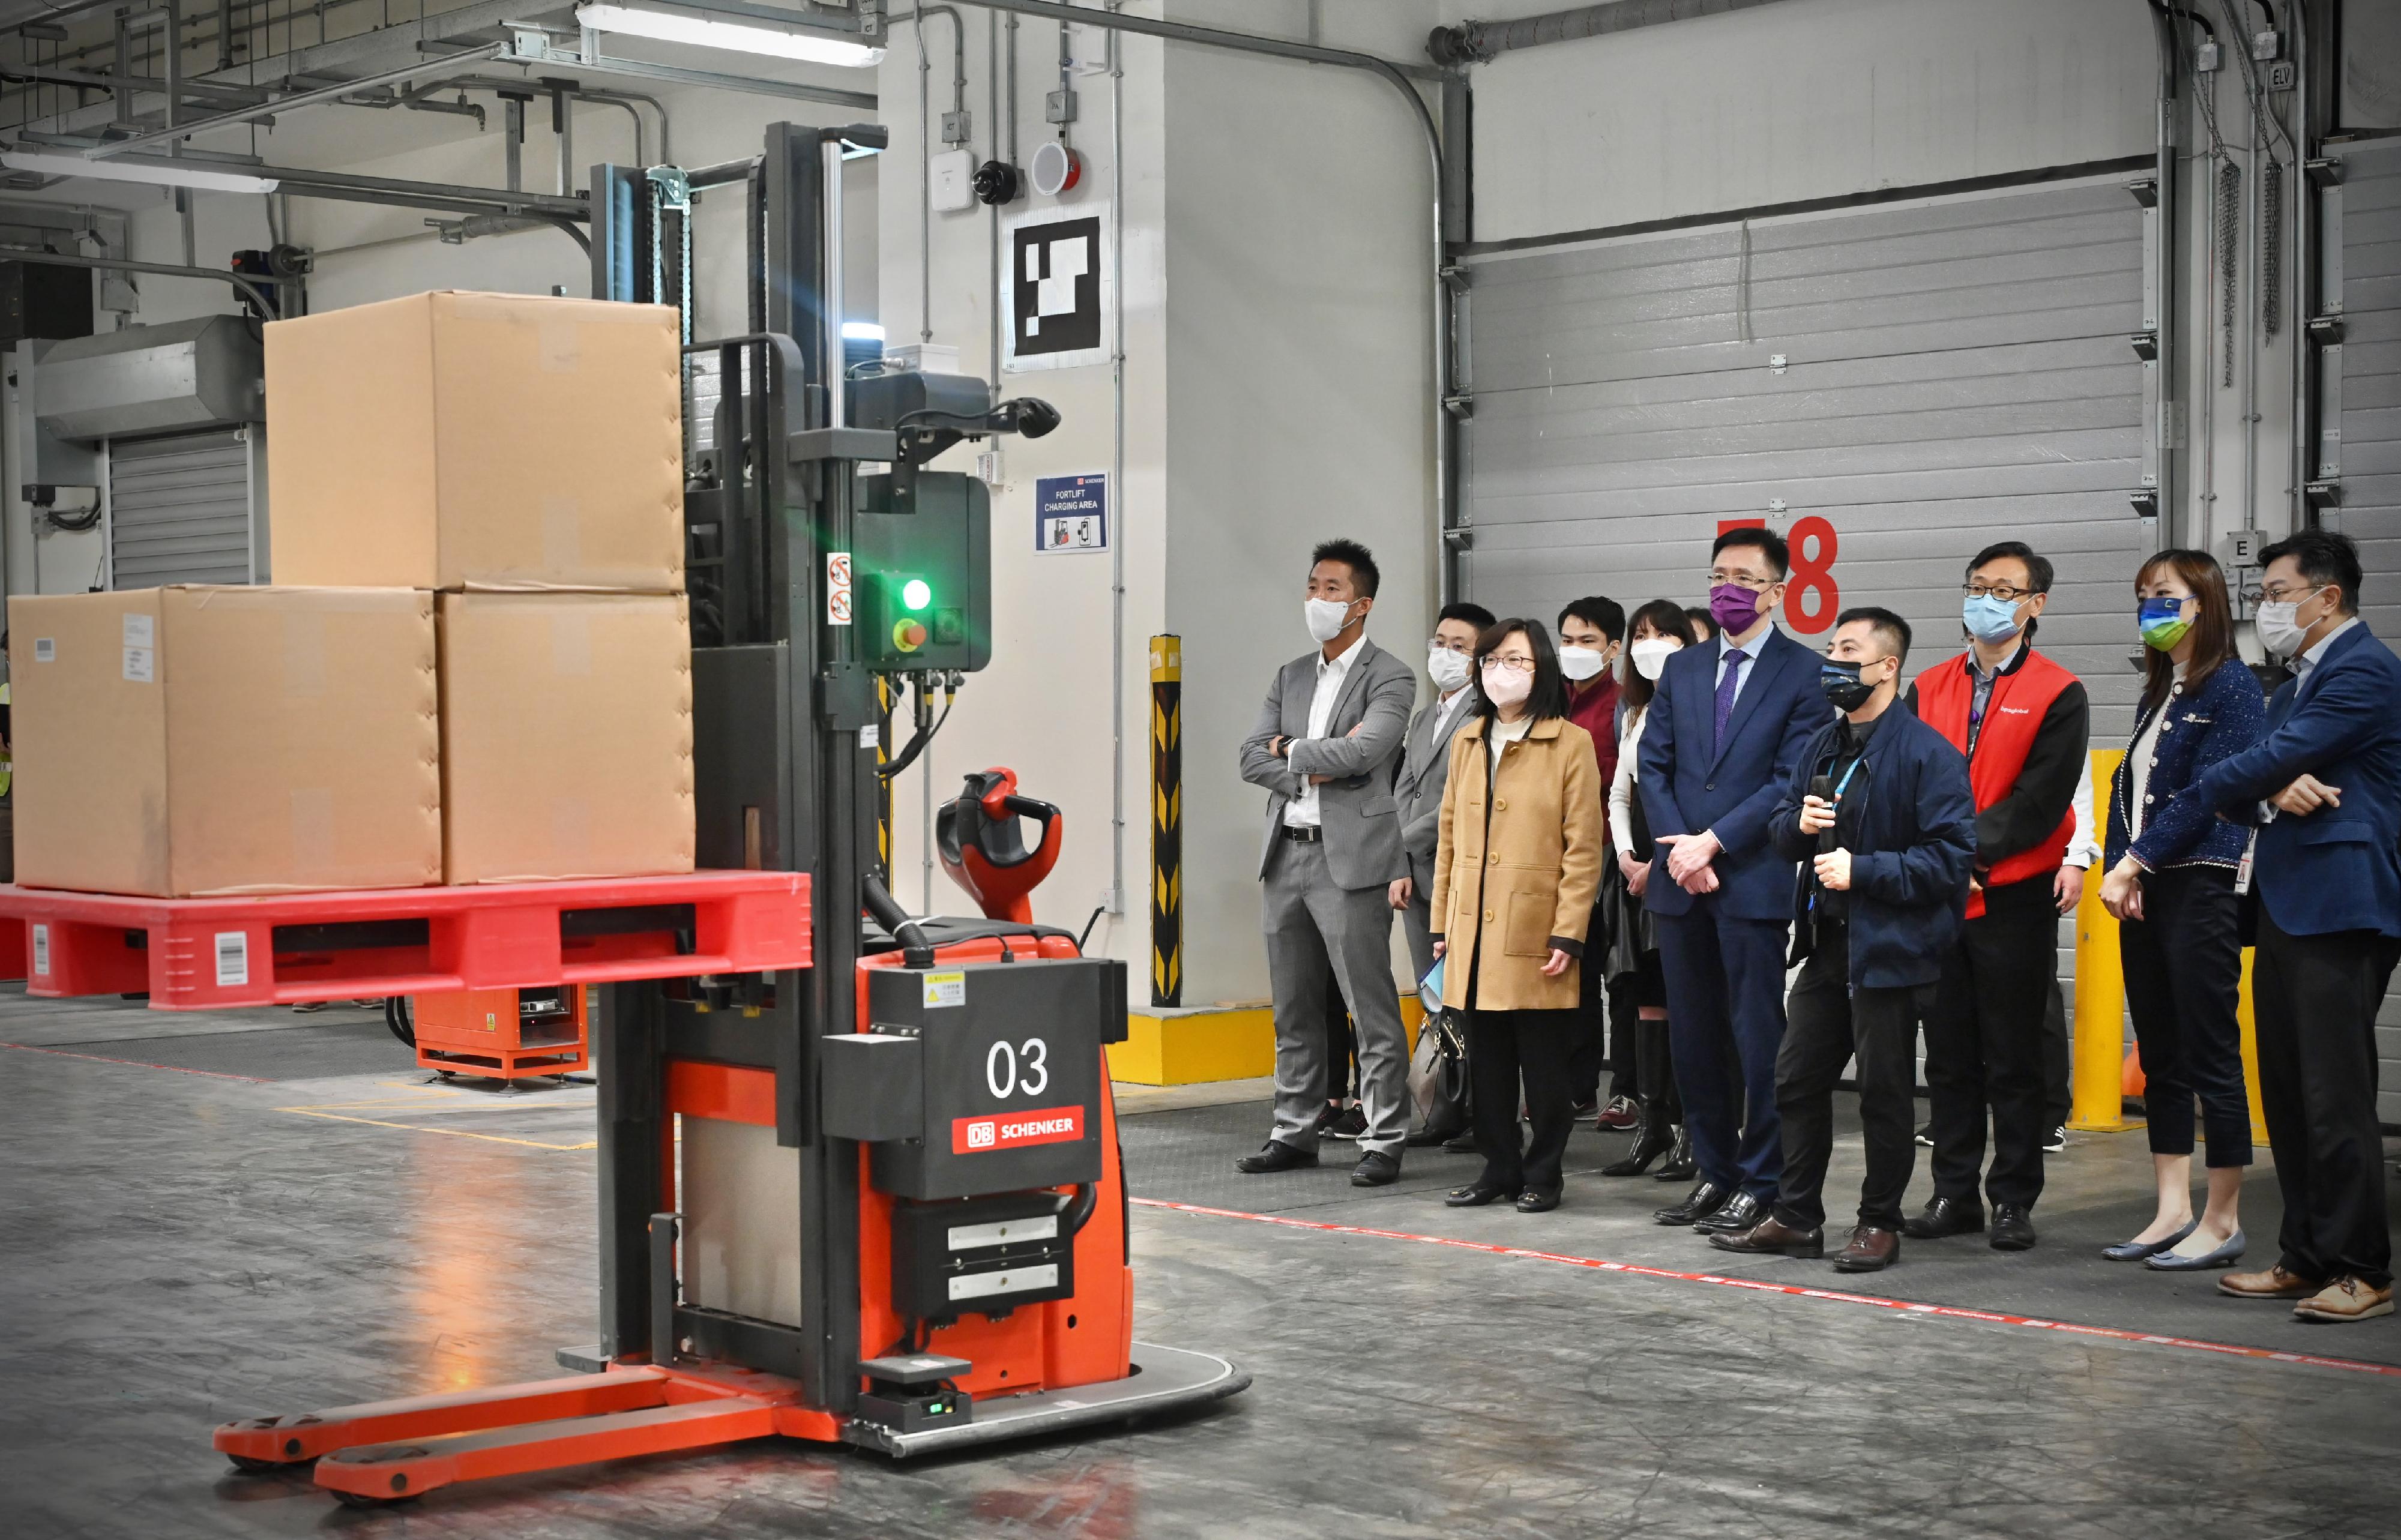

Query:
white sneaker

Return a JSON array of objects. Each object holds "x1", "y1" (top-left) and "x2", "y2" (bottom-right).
[{"x1": 2043, "y1": 1125, "x2": 2067, "y2": 1154}]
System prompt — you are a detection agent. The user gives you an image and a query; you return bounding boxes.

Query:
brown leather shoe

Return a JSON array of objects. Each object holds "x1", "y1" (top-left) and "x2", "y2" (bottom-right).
[
  {"x1": 1706, "y1": 1215, "x2": 1824, "y2": 1259},
  {"x1": 1833, "y1": 1226, "x2": 1900, "y2": 1272},
  {"x1": 2219, "y1": 1263, "x2": 2322, "y2": 1300},
  {"x1": 2292, "y1": 1275, "x2": 2396, "y2": 1323}
]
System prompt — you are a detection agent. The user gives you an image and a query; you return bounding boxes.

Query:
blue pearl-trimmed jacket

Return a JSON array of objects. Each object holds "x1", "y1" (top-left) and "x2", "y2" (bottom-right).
[{"x1": 2104, "y1": 658, "x2": 2268, "y2": 873}]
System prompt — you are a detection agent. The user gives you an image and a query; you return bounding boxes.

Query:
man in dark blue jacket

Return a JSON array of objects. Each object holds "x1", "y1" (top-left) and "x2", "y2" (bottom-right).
[
  {"x1": 1710, "y1": 609, "x2": 1975, "y2": 1272},
  {"x1": 1638, "y1": 527, "x2": 1834, "y2": 1234},
  {"x1": 2196, "y1": 530, "x2": 2401, "y2": 1324}
]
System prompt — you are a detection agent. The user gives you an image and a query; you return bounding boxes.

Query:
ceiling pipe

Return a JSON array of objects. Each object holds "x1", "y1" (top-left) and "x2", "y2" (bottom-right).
[
  {"x1": 943, "y1": 0, "x2": 1459, "y2": 598},
  {"x1": 1429, "y1": 0, "x2": 1795, "y2": 63},
  {"x1": 0, "y1": 243, "x2": 281, "y2": 314}
]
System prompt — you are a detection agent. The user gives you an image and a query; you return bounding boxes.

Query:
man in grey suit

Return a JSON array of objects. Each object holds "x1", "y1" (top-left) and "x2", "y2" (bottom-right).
[
  {"x1": 1237, "y1": 539, "x2": 1420, "y2": 1187},
  {"x1": 1389, "y1": 600, "x2": 1497, "y2": 980}
]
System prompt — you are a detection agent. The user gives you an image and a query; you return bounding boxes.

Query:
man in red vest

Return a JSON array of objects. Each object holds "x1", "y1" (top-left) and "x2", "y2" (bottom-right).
[{"x1": 1903, "y1": 541, "x2": 2090, "y2": 1251}]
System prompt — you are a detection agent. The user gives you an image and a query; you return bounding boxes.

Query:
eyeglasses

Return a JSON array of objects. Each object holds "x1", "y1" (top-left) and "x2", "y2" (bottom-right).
[
  {"x1": 2255, "y1": 582, "x2": 2325, "y2": 604},
  {"x1": 1707, "y1": 570, "x2": 1777, "y2": 592},
  {"x1": 1963, "y1": 583, "x2": 2034, "y2": 603},
  {"x1": 1427, "y1": 636, "x2": 1474, "y2": 654},
  {"x1": 1481, "y1": 655, "x2": 1537, "y2": 675}
]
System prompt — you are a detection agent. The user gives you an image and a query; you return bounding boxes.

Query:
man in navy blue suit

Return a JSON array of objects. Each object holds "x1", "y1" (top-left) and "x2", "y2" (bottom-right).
[
  {"x1": 1637, "y1": 526, "x2": 1833, "y2": 1235},
  {"x1": 2197, "y1": 530, "x2": 2399, "y2": 1325}
]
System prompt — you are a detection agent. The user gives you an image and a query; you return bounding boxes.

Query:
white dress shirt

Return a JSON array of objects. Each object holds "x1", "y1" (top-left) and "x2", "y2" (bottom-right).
[
  {"x1": 1609, "y1": 705, "x2": 1649, "y2": 858},
  {"x1": 1283, "y1": 633, "x2": 1366, "y2": 828},
  {"x1": 2063, "y1": 753, "x2": 2099, "y2": 868}
]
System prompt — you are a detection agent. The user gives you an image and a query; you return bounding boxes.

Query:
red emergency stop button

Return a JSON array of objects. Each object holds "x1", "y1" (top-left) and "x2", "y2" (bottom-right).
[{"x1": 893, "y1": 619, "x2": 928, "y2": 652}]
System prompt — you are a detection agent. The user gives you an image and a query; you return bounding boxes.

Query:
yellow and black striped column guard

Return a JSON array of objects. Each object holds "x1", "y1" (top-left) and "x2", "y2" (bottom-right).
[{"x1": 1150, "y1": 634, "x2": 1182, "y2": 1006}]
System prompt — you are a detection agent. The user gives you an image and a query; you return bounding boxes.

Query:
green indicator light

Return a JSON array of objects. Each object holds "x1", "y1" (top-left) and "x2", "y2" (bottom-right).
[{"x1": 902, "y1": 579, "x2": 933, "y2": 612}]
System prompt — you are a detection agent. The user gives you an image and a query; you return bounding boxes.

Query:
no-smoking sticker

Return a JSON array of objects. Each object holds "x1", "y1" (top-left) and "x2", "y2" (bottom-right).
[{"x1": 827, "y1": 552, "x2": 852, "y2": 625}]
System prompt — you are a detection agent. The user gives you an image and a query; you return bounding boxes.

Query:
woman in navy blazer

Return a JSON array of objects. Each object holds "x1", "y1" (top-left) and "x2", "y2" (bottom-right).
[{"x1": 2095, "y1": 551, "x2": 2266, "y2": 1272}]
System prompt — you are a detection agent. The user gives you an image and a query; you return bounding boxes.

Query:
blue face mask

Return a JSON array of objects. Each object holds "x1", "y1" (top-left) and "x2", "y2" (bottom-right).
[{"x1": 1962, "y1": 593, "x2": 2025, "y2": 645}]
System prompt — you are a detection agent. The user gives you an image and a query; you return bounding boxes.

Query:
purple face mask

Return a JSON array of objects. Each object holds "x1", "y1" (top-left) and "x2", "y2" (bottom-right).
[{"x1": 1710, "y1": 582, "x2": 1764, "y2": 637}]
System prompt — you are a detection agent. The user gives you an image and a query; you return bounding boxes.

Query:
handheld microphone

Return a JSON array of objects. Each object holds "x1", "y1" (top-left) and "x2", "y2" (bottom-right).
[{"x1": 1808, "y1": 774, "x2": 1838, "y2": 856}]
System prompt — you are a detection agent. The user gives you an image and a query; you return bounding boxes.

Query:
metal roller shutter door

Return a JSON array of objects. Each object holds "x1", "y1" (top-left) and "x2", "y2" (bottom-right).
[
  {"x1": 1459, "y1": 177, "x2": 2148, "y2": 1051},
  {"x1": 108, "y1": 430, "x2": 259, "y2": 589},
  {"x1": 1459, "y1": 178, "x2": 2149, "y2": 743},
  {"x1": 2328, "y1": 139, "x2": 2401, "y2": 1123}
]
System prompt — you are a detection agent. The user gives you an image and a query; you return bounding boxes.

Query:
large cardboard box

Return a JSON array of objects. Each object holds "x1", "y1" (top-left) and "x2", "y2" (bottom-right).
[
  {"x1": 266, "y1": 291, "x2": 684, "y2": 592},
  {"x1": 7, "y1": 587, "x2": 441, "y2": 897},
  {"x1": 440, "y1": 592, "x2": 694, "y2": 883}
]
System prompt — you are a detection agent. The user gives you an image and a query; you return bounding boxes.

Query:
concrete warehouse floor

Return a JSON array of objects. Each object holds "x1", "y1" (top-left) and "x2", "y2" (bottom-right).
[{"x1": 3, "y1": 985, "x2": 2399, "y2": 1539}]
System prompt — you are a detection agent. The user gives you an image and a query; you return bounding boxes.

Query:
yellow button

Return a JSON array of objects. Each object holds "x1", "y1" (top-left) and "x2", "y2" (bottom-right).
[
  {"x1": 1483, "y1": 909, "x2": 1495, "y2": 922},
  {"x1": 1487, "y1": 852, "x2": 1499, "y2": 865},
  {"x1": 1495, "y1": 798, "x2": 1507, "y2": 810}
]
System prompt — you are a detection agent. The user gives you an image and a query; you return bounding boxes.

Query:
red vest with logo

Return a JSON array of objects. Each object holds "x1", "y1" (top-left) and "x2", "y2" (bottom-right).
[{"x1": 1914, "y1": 646, "x2": 2078, "y2": 918}]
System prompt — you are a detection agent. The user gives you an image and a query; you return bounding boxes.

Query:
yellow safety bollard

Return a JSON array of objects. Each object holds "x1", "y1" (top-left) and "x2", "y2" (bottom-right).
[
  {"x1": 2070, "y1": 750, "x2": 2133, "y2": 1132},
  {"x1": 2236, "y1": 946, "x2": 2270, "y2": 1142}
]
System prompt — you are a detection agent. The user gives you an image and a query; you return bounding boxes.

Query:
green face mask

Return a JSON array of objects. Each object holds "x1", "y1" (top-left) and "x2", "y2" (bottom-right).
[{"x1": 2137, "y1": 597, "x2": 2192, "y2": 654}]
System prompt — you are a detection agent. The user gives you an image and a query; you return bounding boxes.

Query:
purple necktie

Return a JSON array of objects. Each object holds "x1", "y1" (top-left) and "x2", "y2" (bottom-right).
[{"x1": 1713, "y1": 648, "x2": 1746, "y2": 752}]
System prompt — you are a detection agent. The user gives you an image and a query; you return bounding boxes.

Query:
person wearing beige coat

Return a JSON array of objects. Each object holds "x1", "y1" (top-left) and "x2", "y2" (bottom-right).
[{"x1": 1429, "y1": 619, "x2": 1605, "y2": 1212}]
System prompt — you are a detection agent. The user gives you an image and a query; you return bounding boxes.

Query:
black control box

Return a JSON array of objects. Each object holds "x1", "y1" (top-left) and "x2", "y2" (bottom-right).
[
  {"x1": 890, "y1": 1190, "x2": 1077, "y2": 1323},
  {"x1": 851, "y1": 958, "x2": 1118, "y2": 1201}
]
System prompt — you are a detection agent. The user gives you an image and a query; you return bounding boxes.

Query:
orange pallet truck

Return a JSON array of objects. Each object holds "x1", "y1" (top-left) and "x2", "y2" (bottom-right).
[{"x1": 201, "y1": 119, "x2": 1246, "y2": 1509}]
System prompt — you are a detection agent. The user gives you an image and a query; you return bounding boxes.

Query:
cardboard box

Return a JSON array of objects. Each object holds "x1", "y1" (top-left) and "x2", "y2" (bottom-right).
[
  {"x1": 439, "y1": 592, "x2": 694, "y2": 883},
  {"x1": 265, "y1": 291, "x2": 684, "y2": 592},
  {"x1": 7, "y1": 587, "x2": 441, "y2": 897}
]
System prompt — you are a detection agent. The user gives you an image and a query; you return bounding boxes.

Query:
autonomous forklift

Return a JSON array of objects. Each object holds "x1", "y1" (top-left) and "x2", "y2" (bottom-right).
[{"x1": 206, "y1": 122, "x2": 1248, "y2": 1505}]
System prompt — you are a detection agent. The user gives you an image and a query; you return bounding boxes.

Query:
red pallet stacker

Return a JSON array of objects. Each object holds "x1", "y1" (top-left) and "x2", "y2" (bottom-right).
[{"x1": 0, "y1": 120, "x2": 1245, "y2": 1512}]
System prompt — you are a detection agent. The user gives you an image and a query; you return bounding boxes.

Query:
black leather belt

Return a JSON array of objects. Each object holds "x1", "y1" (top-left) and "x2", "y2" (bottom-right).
[{"x1": 1280, "y1": 825, "x2": 1323, "y2": 843}]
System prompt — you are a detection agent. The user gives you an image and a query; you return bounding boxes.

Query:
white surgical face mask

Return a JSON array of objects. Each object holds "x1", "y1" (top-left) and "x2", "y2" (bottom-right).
[
  {"x1": 1558, "y1": 645, "x2": 1609, "y2": 682},
  {"x1": 2255, "y1": 588, "x2": 2325, "y2": 659},
  {"x1": 1427, "y1": 645, "x2": 1471, "y2": 693},
  {"x1": 1304, "y1": 597, "x2": 1354, "y2": 644},
  {"x1": 1629, "y1": 636, "x2": 1679, "y2": 681},
  {"x1": 1480, "y1": 664, "x2": 1533, "y2": 708}
]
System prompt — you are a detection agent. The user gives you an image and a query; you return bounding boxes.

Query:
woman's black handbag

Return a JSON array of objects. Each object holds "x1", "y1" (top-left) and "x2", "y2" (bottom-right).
[{"x1": 1408, "y1": 1006, "x2": 1471, "y2": 1138}]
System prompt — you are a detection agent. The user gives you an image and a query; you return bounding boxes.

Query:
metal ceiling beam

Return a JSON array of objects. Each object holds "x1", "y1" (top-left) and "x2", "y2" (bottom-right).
[
  {"x1": 88, "y1": 41, "x2": 509, "y2": 158},
  {"x1": 0, "y1": 59, "x2": 273, "y2": 106},
  {"x1": 463, "y1": 29, "x2": 877, "y2": 110},
  {"x1": 1429, "y1": 0, "x2": 1795, "y2": 63}
]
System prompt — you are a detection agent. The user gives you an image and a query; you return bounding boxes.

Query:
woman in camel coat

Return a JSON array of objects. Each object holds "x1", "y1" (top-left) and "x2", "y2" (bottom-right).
[{"x1": 1430, "y1": 618, "x2": 1604, "y2": 1212}]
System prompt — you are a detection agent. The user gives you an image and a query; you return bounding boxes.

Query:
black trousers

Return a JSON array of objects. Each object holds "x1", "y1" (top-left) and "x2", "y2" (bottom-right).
[
  {"x1": 1471, "y1": 1006, "x2": 1577, "y2": 1195},
  {"x1": 2253, "y1": 909, "x2": 2399, "y2": 1289},
  {"x1": 2119, "y1": 865, "x2": 2252, "y2": 1167},
  {"x1": 1925, "y1": 875, "x2": 2056, "y2": 1209},
  {"x1": 1565, "y1": 900, "x2": 1612, "y2": 1104},
  {"x1": 1774, "y1": 929, "x2": 1927, "y2": 1230},
  {"x1": 2042, "y1": 976, "x2": 2070, "y2": 1131}
]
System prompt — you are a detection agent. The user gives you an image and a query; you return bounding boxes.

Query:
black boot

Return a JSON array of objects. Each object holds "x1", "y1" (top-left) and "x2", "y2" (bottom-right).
[
  {"x1": 1651, "y1": 1123, "x2": 1696, "y2": 1182},
  {"x1": 1600, "y1": 1100, "x2": 1673, "y2": 1177}
]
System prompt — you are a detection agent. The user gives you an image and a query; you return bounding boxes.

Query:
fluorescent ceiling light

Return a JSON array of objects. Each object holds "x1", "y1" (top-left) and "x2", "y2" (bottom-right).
[
  {"x1": 841, "y1": 321, "x2": 885, "y2": 341},
  {"x1": 0, "y1": 146, "x2": 278, "y2": 196},
  {"x1": 574, "y1": 3, "x2": 885, "y2": 68}
]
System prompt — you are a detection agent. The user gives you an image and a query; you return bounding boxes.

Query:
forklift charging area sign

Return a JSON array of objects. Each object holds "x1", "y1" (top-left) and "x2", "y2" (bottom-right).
[
  {"x1": 954, "y1": 1106, "x2": 1085, "y2": 1155},
  {"x1": 1035, "y1": 474, "x2": 1107, "y2": 555}
]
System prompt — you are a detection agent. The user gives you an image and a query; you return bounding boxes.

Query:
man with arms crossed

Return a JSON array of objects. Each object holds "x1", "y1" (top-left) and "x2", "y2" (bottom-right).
[{"x1": 1238, "y1": 540, "x2": 1419, "y2": 1188}]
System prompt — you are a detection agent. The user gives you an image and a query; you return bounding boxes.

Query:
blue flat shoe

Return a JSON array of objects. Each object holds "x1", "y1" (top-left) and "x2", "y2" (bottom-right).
[
  {"x1": 2145, "y1": 1228, "x2": 2246, "y2": 1271},
  {"x1": 2101, "y1": 1219, "x2": 2197, "y2": 1262}
]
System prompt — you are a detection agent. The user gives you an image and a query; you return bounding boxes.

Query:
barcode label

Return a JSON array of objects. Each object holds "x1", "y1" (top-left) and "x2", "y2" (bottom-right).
[
  {"x1": 214, "y1": 931, "x2": 248, "y2": 988},
  {"x1": 31, "y1": 924, "x2": 48, "y2": 976}
]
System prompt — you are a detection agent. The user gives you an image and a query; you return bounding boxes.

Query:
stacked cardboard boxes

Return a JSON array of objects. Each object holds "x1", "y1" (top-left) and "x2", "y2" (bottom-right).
[{"x1": 7, "y1": 290, "x2": 694, "y2": 896}]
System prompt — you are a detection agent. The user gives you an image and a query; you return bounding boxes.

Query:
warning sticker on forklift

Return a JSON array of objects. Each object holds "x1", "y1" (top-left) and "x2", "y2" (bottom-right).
[
  {"x1": 953, "y1": 1106, "x2": 1083, "y2": 1154},
  {"x1": 921, "y1": 970, "x2": 966, "y2": 1008},
  {"x1": 215, "y1": 931, "x2": 248, "y2": 988},
  {"x1": 31, "y1": 924, "x2": 47, "y2": 977}
]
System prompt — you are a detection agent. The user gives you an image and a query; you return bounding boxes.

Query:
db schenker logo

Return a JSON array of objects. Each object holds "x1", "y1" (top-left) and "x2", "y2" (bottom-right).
[{"x1": 952, "y1": 1107, "x2": 1083, "y2": 1155}]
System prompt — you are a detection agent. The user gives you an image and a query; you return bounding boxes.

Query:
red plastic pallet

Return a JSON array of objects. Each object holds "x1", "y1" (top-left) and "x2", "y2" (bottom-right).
[{"x1": 0, "y1": 871, "x2": 812, "y2": 1010}]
